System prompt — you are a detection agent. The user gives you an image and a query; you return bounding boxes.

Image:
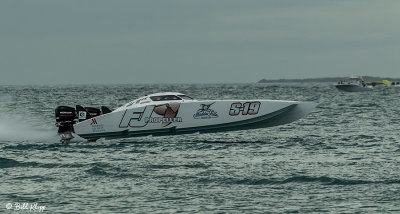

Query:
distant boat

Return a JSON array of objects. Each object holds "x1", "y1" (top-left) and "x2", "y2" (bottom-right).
[
  {"x1": 335, "y1": 76, "x2": 373, "y2": 92},
  {"x1": 366, "y1": 80, "x2": 399, "y2": 87},
  {"x1": 379, "y1": 80, "x2": 400, "y2": 87}
]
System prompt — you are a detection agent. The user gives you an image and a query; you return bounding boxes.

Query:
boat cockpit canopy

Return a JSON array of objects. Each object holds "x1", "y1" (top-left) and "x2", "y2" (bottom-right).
[
  {"x1": 119, "y1": 93, "x2": 194, "y2": 110},
  {"x1": 150, "y1": 95, "x2": 182, "y2": 101},
  {"x1": 148, "y1": 94, "x2": 194, "y2": 101}
]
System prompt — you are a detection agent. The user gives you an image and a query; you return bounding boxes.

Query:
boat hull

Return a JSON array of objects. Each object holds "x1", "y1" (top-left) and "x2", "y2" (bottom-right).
[
  {"x1": 74, "y1": 100, "x2": 316, "y2": 140},
  {"x1": 335, "y1": 84, "x2": 372, "y2": 92}
]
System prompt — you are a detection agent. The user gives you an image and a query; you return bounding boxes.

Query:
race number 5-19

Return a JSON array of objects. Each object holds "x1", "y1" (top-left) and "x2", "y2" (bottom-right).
[{"x1": 229, "y1": 102, "x2": 261, "y2": 116}]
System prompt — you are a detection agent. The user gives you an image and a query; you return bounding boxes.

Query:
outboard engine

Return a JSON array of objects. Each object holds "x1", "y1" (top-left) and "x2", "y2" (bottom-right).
[
  {"x1": 101, "y1": 106, "x2": 112, "y2": 114},
  {"x1": 76, "y1": 105, "x2": 101, "y2": 122},
  {"x1": 86, "y1": 107, "x2": 101, "y2": 117},
  {"x1": 55, "y1": 106, "x2": 77, "y2": 133},
  {"x1": 55, "y1": 105, "x2": 112, "y2": 143}
]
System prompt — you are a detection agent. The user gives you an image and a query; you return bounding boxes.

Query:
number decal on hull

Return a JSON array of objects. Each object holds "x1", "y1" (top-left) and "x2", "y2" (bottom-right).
[{"x1": 229, "y1": 102, "x2": 261, "y2": 116}]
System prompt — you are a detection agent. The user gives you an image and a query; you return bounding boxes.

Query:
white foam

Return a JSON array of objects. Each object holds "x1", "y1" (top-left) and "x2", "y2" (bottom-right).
[
  {"x1": 0, "y1": 114, "x2": 59, "y2": 142},
  {"x1": 0, "y1": 95, "x2": 59, "y2": 142}
]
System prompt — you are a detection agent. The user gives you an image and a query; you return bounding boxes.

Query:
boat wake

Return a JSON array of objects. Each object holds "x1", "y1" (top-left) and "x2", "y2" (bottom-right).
[
  {"x1": 0, "y1": 95, "x2": 58, "y2": 142},
  {"x1": 0, "y1": 113, "x2": 58, "y2": 142}
]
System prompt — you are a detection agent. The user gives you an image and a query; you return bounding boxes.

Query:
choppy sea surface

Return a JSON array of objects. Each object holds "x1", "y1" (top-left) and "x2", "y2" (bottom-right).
[{"x1": 1, "y1": 83, "x2": 400, "y2": 213}]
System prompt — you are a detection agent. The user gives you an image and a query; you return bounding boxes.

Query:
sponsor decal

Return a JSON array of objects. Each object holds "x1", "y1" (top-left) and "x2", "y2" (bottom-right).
[
  {"x1": 90, "y1": 118, "x2": 105, "y2": 132},
  {"x1": 146, "y1": 117, "x2": 182, "y2": 123},
  {"x1": 78, "y1": 111, "x2": 87, "y2": 120},
  {"x1": 119, "y1": 103, "x2": 182, "y2": 128},
  {"x1": 193, "y1": 102, "x2": 219, "y2": 119},
  {"x1": 60, "y1": 111, "x2": 73, "y2": 115},
  {"x1": 229, "y1": 102, "x2": 261, "y2": 116},
  {"x1": 90, "y1": 118, "x2": 97, "y2": 125},
  {"x1": 149, "y1": 102, "x2": 182, "y2": 127},
  {"x1": 91, "y1": 124, "x2": 105, "y2": 133}
]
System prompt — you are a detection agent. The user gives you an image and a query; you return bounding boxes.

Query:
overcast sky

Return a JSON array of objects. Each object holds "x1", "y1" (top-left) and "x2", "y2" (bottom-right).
[{"x1": 1, "y1": 0, "x2": 399, "y2": 84}]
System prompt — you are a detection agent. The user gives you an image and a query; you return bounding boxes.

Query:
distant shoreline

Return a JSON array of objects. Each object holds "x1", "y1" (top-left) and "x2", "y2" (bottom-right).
[{"x1": 258, "y1": 76, "x2": 400, "y2": 83}]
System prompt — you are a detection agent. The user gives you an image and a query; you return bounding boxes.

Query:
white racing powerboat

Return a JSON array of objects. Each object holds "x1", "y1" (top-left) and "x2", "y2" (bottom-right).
[{"x1": 55, "y1": 92, "x2": 317, "y2": 143}]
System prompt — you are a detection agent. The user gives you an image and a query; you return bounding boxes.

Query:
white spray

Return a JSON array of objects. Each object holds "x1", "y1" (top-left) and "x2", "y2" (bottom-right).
[{"x1": 0, "y1": 94, "x2": 59, "y2": 142}]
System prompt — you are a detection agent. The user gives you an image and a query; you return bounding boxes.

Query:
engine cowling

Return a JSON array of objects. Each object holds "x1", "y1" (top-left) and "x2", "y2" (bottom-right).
[{"x1": 55, "y1": 105, "x2": 111, "y2": 134}]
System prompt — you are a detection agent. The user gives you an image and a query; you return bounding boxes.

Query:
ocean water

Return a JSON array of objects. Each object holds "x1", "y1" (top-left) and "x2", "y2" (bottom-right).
[{"x1": 1, "y1": 83, "x2": 400, "y2": 213}]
